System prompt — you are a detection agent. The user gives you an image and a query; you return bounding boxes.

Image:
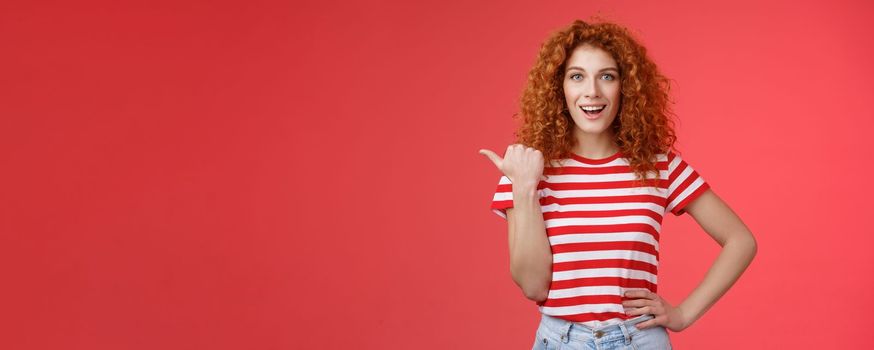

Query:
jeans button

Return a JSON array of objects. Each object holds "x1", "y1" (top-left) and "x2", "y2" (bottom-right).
[{"x1": 594, "y1": 330, "x2": 604, "y2": 338}]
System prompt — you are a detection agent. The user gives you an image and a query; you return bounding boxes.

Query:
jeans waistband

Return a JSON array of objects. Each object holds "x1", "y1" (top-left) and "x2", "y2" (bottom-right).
[{"x1": 539, "y1": 313, "x2": 655, "y2": 337}]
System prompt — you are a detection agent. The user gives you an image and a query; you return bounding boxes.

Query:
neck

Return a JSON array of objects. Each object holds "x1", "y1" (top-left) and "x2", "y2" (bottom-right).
[{"x1": 573, "y1": 129, "x2": 619, "y2": 159}]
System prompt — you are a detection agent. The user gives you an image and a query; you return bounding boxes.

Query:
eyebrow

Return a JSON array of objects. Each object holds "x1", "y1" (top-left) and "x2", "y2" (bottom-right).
[{"x1": 565, "y1": 66, "x2": 619, "y2": 73}]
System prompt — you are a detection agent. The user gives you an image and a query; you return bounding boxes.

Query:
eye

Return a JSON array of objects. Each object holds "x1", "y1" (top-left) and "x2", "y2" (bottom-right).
[
  {"x1": 570, "y1": 73, "x2": 582, "y2": 81},
  {"x1": 602, "y1": 73, "x2": 616, "y2": 81}
]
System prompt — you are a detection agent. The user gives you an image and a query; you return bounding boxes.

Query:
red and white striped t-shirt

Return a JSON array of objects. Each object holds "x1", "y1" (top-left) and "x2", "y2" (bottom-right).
[{"x1": 490, "y1": 150, "x2": 710, "y2": 328}]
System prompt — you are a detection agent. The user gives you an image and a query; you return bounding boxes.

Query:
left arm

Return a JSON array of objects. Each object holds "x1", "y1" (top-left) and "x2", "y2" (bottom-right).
[{"x1": 624, "y1": 188, "x2": 758, "y2": 331}]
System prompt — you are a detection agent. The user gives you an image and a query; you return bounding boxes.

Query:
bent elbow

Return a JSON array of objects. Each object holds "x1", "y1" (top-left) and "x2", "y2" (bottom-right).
[
  {"x1": 741, "y1": 233, "x2": 758, "y2": 263},
  {"x1": 525, "y1": 289, "x2": 549, "y2": 304},
  {"x1": 746, "y1": 232, "x2": 758, "y2": 256}
]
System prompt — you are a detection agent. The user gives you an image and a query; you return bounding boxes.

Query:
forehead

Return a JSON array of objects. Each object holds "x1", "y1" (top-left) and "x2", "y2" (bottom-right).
[{"x1": 565, "y1": 44, "x2": 617, "y2": 70}]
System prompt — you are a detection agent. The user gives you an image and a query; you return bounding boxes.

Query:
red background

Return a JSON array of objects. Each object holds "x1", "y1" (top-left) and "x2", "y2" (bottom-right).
[{"x1": 1, "y1": 0, "x2": 872, "y2": 348}]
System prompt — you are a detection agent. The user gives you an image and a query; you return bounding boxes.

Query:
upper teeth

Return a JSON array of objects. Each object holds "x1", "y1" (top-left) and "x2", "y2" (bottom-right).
[{"x1": 581, "y1": 106, "x2": 605, "y2": 111}]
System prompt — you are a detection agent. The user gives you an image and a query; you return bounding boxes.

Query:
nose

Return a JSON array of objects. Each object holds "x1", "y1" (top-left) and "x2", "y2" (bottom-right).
[
  {"x1": 585, "y1": 79, "x2": 601, "y2": 98},
  {"x1": 584, "y1": 79, "x2": 601, "y2": 98}
]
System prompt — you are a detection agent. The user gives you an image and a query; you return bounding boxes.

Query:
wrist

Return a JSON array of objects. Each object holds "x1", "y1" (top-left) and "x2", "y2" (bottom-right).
[
  {"x1": 511, "y1": 179, "x2": 540, "y2": 192},
  {"x1": 512, "y1": 185, "x2": 540, "y2": 199},
  {"x1": 677, "y1": 305, "x2": 695, "y2": 330}
]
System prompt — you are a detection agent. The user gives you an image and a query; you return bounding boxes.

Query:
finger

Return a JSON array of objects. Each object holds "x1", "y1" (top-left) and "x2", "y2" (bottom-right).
[
  {"x1": 624, "y1": 290, "x2": 653, "y2": 300},
  {"x1": 540, "y1": 174, "x2": 548, "y2": 181},
  {"x1": 635, "y1": 319, "x2": 657, "y2": 330},
  {"x1": 478, "y1": 149, "x2": 502, "y2": 169},
  {"x1": 622, "y1": 299, "x2": 650, "y2": 308},
  {"x1": 624, "y1": 305, "x2": 647, "y2": 316},
  {"x1": 633, "y1": 306, "x2": 652, "y2": 316},
  {"x1": 624, "y1": 290, "x2": 642, "y2": 299}
]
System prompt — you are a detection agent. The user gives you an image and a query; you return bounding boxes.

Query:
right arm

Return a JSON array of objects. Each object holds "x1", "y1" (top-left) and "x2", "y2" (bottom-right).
[
  {"x1": 480, "y1": 144, "x2": 553, "y2": 304},
  {"x1": 506, "y1": 182, "x2": 552, "y2": 304}
]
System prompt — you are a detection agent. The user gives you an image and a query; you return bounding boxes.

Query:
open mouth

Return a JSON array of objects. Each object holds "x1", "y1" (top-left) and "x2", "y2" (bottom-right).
[{"x1": 580, "y1": 105, "x2": 606, "y2": 118}]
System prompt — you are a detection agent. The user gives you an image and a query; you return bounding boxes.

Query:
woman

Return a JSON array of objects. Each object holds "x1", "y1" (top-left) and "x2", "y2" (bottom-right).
[{"x1": 478, "y1": 19, "x2": 757, "y2": 350}]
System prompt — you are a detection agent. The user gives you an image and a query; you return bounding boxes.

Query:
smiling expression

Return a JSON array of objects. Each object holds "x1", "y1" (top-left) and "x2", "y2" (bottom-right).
[{"x1": 562, "y1": 44, "x2": 622, "y2": 137}]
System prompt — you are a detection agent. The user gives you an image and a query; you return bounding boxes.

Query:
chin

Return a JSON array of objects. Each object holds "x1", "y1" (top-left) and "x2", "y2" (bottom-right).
[{"x1": 572, "y1": 118, "x2": 615, "y2": 134}]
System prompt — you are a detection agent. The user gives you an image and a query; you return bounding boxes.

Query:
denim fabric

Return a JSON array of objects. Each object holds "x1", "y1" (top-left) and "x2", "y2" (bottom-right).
[{"x1": 531, "y1": 313, "x2": 672, "y2": 350}]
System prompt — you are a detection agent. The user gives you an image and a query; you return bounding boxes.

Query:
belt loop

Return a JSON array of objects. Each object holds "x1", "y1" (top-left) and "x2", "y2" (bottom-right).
[{"x1": 619, "y1": 322, "x2": 632, "y2": 345}]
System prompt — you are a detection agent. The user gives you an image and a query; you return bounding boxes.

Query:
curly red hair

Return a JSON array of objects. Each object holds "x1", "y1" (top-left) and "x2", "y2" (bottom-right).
[{"x1": 514, "y1": 18, "x2": 680, "y2": 187}]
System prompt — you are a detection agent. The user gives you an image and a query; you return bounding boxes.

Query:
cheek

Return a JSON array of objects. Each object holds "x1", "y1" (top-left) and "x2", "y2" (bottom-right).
[
  {"x1": 565, "y1": 84, "x2": 582, "y2": 101},
  {"x1": 609, "y1": 84, "x2": 622, "y2": 99},
  {"x1": 564, "y1": 90, "x2": 576, "y2": 106}
]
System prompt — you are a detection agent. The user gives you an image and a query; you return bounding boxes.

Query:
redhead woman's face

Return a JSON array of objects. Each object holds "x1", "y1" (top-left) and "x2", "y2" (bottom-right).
[{"x1": 562, "y1": 44, "x2": 621, "y2": 137}]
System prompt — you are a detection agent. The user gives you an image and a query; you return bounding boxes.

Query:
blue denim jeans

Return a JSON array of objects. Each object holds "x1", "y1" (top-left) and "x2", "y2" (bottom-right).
[{"x1": 532, "y1": 313, "x2": 673, "y2": 350}]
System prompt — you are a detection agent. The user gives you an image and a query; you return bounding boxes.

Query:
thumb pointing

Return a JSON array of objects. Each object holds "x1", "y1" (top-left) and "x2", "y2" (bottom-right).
[{"x1": 478, "y1": 149, "x2": 502, "y2": 169}]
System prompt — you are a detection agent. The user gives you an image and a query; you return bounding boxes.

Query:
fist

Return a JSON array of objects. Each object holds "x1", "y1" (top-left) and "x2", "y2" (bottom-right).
[{"x1": 479, "y1": 144, "x2": 547, "y2": 188}]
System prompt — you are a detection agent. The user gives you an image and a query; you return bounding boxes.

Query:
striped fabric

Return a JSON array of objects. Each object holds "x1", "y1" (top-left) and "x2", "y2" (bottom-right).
[{"x1": 489, "y1": 150, "x2": 710, "y2": 328}]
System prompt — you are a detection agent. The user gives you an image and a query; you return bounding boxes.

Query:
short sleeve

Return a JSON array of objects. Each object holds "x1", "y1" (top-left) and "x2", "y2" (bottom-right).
[
  {"x1": 489, "y1": 175, "x2": 514, "y2": 220},
  {"x1": 666, "y1": 151, "x2": 711, "y2": 216}
]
